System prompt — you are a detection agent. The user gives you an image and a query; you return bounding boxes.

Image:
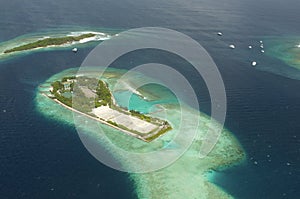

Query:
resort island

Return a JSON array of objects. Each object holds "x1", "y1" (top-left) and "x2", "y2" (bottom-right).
[
  {"x1": 45, "y1": 75, "x2": 172, "y2": 142},
  {"x1": 36, "y1": 67, "x2": 245, "y2": 199}
]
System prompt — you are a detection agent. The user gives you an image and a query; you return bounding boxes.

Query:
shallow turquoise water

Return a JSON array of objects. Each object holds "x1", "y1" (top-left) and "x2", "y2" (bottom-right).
[
  {"x1": 113, "y1": 87, "x2": 178, "y2": 114},
  {"x1": 261, "y1": 37, "x2": 300, "y2": 80}
]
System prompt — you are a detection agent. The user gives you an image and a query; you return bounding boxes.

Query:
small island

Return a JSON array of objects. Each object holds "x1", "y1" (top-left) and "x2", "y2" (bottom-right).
[
  {"x1": 0, "y1": 29, "x2": 114, "y2": 61},
  {"x1": 4, "y1": 33, "x2": 96, "y2": 54},
  {"x1": 45, "y1": 75, "x2": 172, "y2": 142},
  {"x1": 36, "y1": 67, "x2": 245, "y2": 199}
]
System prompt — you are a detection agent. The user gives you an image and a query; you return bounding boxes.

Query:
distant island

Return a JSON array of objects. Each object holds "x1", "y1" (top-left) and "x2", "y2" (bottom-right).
[
  {"x1": 45, "y1": 75, "x2": 172, "y2": 142},
  {"x1": 4, "y1": 33, "x2": 96, "y2": 54},
  {"x1": 0, "y1": 29, "x2": 115, "y2": 62}
]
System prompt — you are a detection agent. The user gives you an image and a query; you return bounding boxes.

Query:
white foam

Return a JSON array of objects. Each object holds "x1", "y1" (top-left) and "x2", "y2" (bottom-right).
[
  {"x1": 79, "y1": 37, "x2": 98, "y2": 43},
  {"x1": 78, "y1": 35, "x2": 111, "y2": 44},
  {"x1": 68, "y1": 31, "x2": 106, "y2": 37}
]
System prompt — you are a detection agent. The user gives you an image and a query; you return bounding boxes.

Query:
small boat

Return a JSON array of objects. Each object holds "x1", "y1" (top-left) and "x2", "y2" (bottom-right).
[
  {"x1": 248, "y1": 45, "x2": 252, "y2": 49},
  {"x1": 260, "y1": 40, "x2": 263, "y2": 44},
  {"x1": 261, "y1": 50, "x2": 265, "y2": 53},
  {"x1": 229, "y1": 44, "x2": 235, "y2": 49},
  {"x1": 297, "y1": 44, "x2": 300, "y2": 48},
  {"x1": 72, "y1": 48, "x2": 78, "y2": 53},
  {"x1": 217, "y1": 32, "x2": 223, "y2": 36},
  {"x1": 260, "y1": 44, "x2": 264, "y2": 49},
  {"x1": 252, "y1": 61, "x2": 257, "y2": 67}
]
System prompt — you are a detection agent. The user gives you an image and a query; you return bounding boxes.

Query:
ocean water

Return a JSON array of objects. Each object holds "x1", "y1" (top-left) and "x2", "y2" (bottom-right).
[{"x1": 0, "y1": 0, "x2": 300, "y2": 198}]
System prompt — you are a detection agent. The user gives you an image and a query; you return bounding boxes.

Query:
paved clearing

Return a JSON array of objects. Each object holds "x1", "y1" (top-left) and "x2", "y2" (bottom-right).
[{"x1": 92, "y1": 106, "x2": 158, "y2": 134}]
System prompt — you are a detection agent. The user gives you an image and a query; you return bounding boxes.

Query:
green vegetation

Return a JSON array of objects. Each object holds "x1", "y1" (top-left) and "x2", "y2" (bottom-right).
[
  {"x1": 51, "y1": 81, "x2": 64, "y2": 93},
  {"x1": 130, "y1": 110, "x2": 152, "y2": 122},
  {"x1": 54, "y1": 92, "x2": 72, "y2": 107},
  {"x1": 95, "y1": 80, "x2": 112, "y2": 107},
  {"x1": 74, "y1": 77, "x2": 111, "y2": 112},
  {"x1": 51, "y1": 76, "x2": 112, "y2": 112},
  {"x1": 107, "y1": 120, "x2": 119, "y2": 127},
  {"x1": 48, "y1": 75, "x2": 173, "y2": 142},
  {"x1": 50, "y1": 80, "x2": 72, "y2": 107},
  {"x1": 62, "y1": 76, "x2": 76, "y2": 82},
  {"x1": 4, "y1": 33, "x2": 95, "y2": 53},
  {"x1": 145, "y1": 125, "x2": 173, "y2": 142}
]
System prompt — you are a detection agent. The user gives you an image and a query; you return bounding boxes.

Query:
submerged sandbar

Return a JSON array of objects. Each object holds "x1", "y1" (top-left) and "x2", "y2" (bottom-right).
[{"x1": 262, "y1": 37, "x2": 300, "y2": 80}]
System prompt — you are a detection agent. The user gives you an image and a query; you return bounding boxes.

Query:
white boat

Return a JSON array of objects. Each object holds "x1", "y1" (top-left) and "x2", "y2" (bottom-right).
[
  {"x1": 72, "y1": 48, "x2": 78, "y2": 53},
  {"x1": 261, "y1": 50, "x2": 265, "y2": 53},
  {"x1": 229, "y1": 44, "x2": 235, "y2": 49},
  {"x1": 297, "y1": 44, "x2": 300, "y2": 48},
  {"x1": 248, "y1": 45, "x2": 252, "y2": 49},
  {"x1": 252, "y1": 61, "x2": 257, "y2": 67},
  {"x1": 260, "y1": 40, "x2": 263, "y2": 44},
  {"x1": 217, "y1": 32, "x2": 223, "y2": 36}
]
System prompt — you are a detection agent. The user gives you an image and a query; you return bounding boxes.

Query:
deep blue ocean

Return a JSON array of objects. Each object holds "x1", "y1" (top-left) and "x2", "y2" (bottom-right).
[{"x1": 0, "y1": 0, "x2": 300, "y2": 198}]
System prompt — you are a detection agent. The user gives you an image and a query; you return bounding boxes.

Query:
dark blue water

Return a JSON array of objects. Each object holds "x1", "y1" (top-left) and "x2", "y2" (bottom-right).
[{"x1": 0, "y1": 0, "x2": 300, "y2": 198}]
